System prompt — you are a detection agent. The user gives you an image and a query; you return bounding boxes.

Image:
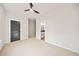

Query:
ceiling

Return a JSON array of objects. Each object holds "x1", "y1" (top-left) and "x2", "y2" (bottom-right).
[
  {"x1": 3, "y1": 3, "x2": 79, "y2": 21},
  {"x1": 3, "y1": 3, "x2": 78, "y2": 15},
  {"x1": 4, "y1": 3, "x2": 68, "y2": 18},
  {"x1": 3, "y1": 3, "x2": 53, "y2": 14},
  {"x1": 4, "y1": 3, "x2": 30, "y2": 13}
]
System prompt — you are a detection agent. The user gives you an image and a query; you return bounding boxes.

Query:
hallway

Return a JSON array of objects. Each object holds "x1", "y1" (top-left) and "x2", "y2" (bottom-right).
[{"x1": 0, "y1": 38, "x2": 79, "y2": 56}]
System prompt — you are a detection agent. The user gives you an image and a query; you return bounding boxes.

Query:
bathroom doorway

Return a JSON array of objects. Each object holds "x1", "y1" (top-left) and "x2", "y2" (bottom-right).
[
  {"x1": 40, "y1": 21, "x2": 46, "y2": 40},
  {"x1": 41, "y1": 25, "x2": 45, "y2": 40}
]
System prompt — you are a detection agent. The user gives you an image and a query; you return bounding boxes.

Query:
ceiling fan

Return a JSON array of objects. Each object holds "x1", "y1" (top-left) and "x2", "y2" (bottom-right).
[{"x1": 24, "y1": 3, "x2": 40, "y2": 14}]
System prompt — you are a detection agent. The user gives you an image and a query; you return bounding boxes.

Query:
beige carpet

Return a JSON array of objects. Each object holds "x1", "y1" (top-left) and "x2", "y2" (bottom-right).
[{"x1": 0, "y1": 38, "x2": 79, "y2": 56}]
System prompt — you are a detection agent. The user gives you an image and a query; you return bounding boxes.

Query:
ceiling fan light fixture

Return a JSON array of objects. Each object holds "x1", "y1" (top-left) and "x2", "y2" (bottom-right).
[
  {"x1": 25, "y1": 3, "x2": 40, "y2": 14},
  {"x1": 30, "y1": 9, "x2": 33, "y2": 11}
]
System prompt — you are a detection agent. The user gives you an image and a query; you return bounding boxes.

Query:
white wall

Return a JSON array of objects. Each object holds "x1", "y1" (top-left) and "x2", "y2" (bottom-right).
[
  {"x1": 44, "y1": 4, "x2": 79, "y2": 53},
  {"x1": 0, "y1": 4, "x2": 5, "y2": 48},
  {"x1": 36, "y1": 17, "x2": 41, "y2": 40},
  {"x1": 5, "y1": 12, "x2": 28, "y2": 43},
  {"x1": 28, "y1": 18, "x2": 36, "y2": 38},
  {"x1": 35, "y1": 3, "x2": 79, "y2": 53}
]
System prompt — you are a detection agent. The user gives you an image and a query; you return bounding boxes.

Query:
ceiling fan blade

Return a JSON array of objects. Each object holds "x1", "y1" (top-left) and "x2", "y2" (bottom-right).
[
  {"x1": 33, "y1": 10, "x2": 40, "y2": 14},
  {"x1": 30, "y1": 3, "x2": 33, "y2": 8},
  {"x1": 24, "y1": 9, "x2": 30, "y2": 11}
]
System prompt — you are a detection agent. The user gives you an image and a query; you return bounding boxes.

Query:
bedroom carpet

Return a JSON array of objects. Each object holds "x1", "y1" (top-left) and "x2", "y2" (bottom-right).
[{"x1": 0, "y1": 38, "x2": 79, "y2": 56}]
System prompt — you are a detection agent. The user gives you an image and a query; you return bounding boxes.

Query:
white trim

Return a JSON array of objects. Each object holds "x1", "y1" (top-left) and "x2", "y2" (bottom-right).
[{"x1": 45, "y1": 40, "x2": 79, "y2": 54}]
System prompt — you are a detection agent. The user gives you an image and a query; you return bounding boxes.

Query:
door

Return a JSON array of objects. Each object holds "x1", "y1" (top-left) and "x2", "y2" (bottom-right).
[
  {"x1": 28, "y1": 19, "x2": 36, "y2": 38},
  {"x1": 11, "y1": 20, "x2": 20, "y2": 42}
]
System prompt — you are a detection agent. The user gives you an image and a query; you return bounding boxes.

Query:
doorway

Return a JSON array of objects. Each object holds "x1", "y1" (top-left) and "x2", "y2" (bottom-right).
[
  {"x1": 11, "y1": 20, "x2": 20, "y2": 42},
  {"x1": 41, "y1": 25, "x2": 45, "y2": 40},
  {"x1": 28, "y1": 18, "x2": 36, "y2": 38}
]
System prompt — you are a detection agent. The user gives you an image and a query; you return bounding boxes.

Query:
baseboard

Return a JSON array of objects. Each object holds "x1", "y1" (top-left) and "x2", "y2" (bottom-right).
[{"x1": 45, "y1": 40, "x2": 79, "y2": 54}]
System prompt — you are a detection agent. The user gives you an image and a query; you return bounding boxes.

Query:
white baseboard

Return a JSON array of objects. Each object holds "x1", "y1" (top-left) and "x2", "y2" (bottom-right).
[{"x1": 45, "y1": 40, "x2": 79, "y2": 54}]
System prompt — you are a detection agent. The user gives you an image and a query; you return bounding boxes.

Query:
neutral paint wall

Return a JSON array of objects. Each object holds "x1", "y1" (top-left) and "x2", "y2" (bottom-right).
[
  {"x1": 0, "y1": 4, "x2": 5, "y2": 48},
  {"x1": 44, "y1": 4, "x2": 79, "y2": 53},
  {"x1": 36, "y1": 17, "x2": 41, "y2": 40},
  {"x1": 28, "y1": 19, "x2": 36, "y2": 38},
  {"x1": 35, "y1": 3, "x2": 79, "y2": 53},
  {"x1": 5, "y1": 12, "x2": 28, "y2": 43}
]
